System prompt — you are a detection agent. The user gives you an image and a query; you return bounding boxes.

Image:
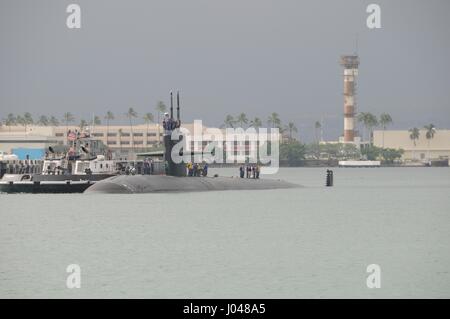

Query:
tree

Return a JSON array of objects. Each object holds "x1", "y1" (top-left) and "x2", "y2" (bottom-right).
[
  {"x1": 37, "y1": 115, "x2": 49, "y2": 126},
  {"x1": 379, "y1": 113, "x2": 393, "y2": 148},
  {"x1": 49, "y1": 116, "x2": 59, "y2": 127},
  {"x1": 357, "y1": 112, "x2": 378, "y2": 144},
  {"x1": 424, "y1": 124, "x2": 436, "y2": 161},
  {"x1": 92, "y1": 115, "x2": 101, "y2": 125},
  {"x1": 222, "y1": 115, "x2": 236, "y2": 128},
  {"x1": 314, "y1": 121, "x2": 322, "y2": 143},
  {"x1": 62, "y1": 112, "x2": 75, "y2": 143},
  {"x1": 15, "y1": 115, "x2": 25, "y2": 133},
  {"x1": 361, "y1": 145, "x2": 381, "y2": 160},
  {"x1": 79, "y1": 119, "x2": 88, "y2": 131},
  {"x1": 361, "y1": 145, "x2": 403, "y2": 163},
  {"x1": 91, "y1": 115, "x2": 101, "y2": 135},
  {"x1": 118, "y1": 128, "x2": 123, "y2": 152},
  {"x1": 104, "y1": 111, "x2": 115, "y2": 146},
  {"x1": 143, "y1": 112, "x2": 154, "y2": 148},
  {"x1": 155, "y1": 101, "x2": 166, "y2": 145},
  {"x1": 249, "y1": 117, "x2": 262, "y2": 129},
  {"x1": 3, "y1": 113, "x2": 16, "y2": 132},
  {"x1": 285, "y1": 122, "x2": 298, "y2": 141},
  {"x1": 409, "y1": 127, "x2": 420, "y2": 160},
  {"x1": 23, "y1": 112, "x2": 33, "y2": 133},
  {"x1": 267, "y1": 112, "x2": 281, "y2": 128},
  {"x1": 280, "y1": 140, "x2": 305, "y2": 166},
  {"x1": 236, "y1": 113, "x2": 248, "y2": 128},
  {"x1": 126, "y1": 107, "x2": 138, "y2": 150},
  {"x1": 380, "y1": 148, "x2": 404, "y2": 164}
]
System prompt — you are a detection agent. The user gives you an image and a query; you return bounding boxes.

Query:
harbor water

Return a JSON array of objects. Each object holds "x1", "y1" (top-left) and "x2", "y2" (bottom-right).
[{"x1": 0, "y1": 167, "x2": 449, "y2": 298}]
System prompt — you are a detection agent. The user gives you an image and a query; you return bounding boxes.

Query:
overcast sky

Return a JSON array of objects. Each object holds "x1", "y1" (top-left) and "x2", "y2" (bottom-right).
[{"x1": 1, "y1": 0, "x2": 449, "y2": 141}]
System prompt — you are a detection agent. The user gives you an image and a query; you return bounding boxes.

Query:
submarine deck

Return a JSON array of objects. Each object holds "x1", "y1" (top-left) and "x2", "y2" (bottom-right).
[{"x1": 84, "y1": 175, "x2": 299, "y2": 194}]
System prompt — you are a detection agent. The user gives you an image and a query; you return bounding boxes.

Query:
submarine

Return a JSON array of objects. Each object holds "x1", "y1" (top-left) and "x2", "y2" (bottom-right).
[{"x1": 85, "y1": 92, "x2": 299, "y2": 194}]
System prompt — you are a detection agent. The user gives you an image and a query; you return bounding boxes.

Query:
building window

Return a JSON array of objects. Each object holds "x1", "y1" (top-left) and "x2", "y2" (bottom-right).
[
  {"x1": 92, "y1": 133, "x2": 104, "y2": 137},
  {"x1": 121, "y1": 141, "x2": 130, "y2": 145},
  {"x1": 147, "y1": 133, "x2": 157, "y2": 136},
  {"x1": 107, "y1": 133, "x2": 117, "y2": 137},
  {"x1": 134, "y1": 141, "x2": 143, "y2": 144},
  {"x1": 107, "y1": 141, "x2": 117, "y2": 145},
  {"x1": 121, "y1": 133, "x2": 130, "y2": 137},
  {"x1": 133, "y1": 133, "x2": 143, "y2": 137},
  {"x1": 55, "y1": 133, "x2": 64, "y2": 137}
]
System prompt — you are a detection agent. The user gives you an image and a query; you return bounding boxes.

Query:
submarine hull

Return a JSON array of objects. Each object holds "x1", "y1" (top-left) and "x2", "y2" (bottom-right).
[{"x1": 84, "y1": 175, "x2": 299, "y2": 194}]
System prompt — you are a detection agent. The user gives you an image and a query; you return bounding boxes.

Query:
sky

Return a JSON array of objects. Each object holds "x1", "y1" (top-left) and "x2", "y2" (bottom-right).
[{"x1": 1, "y1": 0, "x2": 449, "y2": 142}]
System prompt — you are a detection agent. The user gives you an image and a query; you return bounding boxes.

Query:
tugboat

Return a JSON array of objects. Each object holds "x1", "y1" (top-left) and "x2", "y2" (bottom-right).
[{"x1": 0, "y1": 130, "x2": 119, "y2": 193}]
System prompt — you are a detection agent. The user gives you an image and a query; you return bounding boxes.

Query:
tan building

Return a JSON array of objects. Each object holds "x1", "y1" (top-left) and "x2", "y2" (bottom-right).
[
  {"x1": 1, "y1": 123, "x2": 272, "y2": 160},
  {"x1": 0, "y1": 126, "x2": 58, "y2": 154},
  {"x1": 0, "y1": 123, "x2": 206, "y2": 154},
  {"x1": 373, "y1": 129, "x2": 450, "y2": 161}
]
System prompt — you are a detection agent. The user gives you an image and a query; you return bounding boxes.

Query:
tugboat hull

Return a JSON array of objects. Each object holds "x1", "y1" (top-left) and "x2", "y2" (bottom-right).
[{"x1": 0, "y1": 180, "x2": 94, "y2": 194}]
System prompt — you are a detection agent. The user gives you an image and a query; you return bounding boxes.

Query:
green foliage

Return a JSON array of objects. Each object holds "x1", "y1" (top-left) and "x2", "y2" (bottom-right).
[
  {"x1": 223, "y1": 115, "x2": 235, "y2": 128},
  {"x1": 361, "y1": 145, "x2": 404, "y2": 163},
  {"x1": 38, "y1": 115, "x2": 49, "y2": 126},
  {"x1": 267, "y1": 112, "x2": 281, "y2": 128},
  {"x1": 249, "y1": 117, "x2": 262, "y2": 128},
  {"x1": 380, "y1": 148, "x2": 404, "y2": 164},
  {"x1": 280, "y1": 140, "x2": 306, "y2": 166},
  {"x1": 49, "y1": 116, "x2": 59, "y2": 127},
  {"x1": 379, "y1": 113, "x2": 393, "y2": 129},
  {"x1": 409, "y1": 127, "x2": 420, "y2": 145},
  {"x1": 94, "y1": 115, "x2": 101, "y2": 125},
  {"x1": 424, "y1": 124, "x2": 436, "y2": 140},
  {"x1": 62, "y1": 112, "x2": 75, "y2": 124},
  {"x1": 236, "y1": 113, "x2": 248, "y2": 128}
]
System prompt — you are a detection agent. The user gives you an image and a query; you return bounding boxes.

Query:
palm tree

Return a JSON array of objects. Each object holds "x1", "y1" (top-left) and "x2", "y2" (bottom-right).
[
  {"x1": 267, "y1": 112, "x2": 281, "y2": 129},
  {"x1": 118, "y1": 128, "x2": 123, "y2": 152},
  {"x1": 3, "y1": 113, "x2": 16, "y2": 132},
  {"x1": 236, "y1": 113, "x2": 248, "y2": 128},
  {"x1": 314, "y1": 121, "x2": 322, "y2": 143},
  {"x1": 424, "y1": 124, "x2": 436, "y2": 161},
  {"x1": 49, "y1": 116, "x2": 59, "y2": 127},
  {"x1": 62, "y1": 112, "x2": 75, "y2": 143},
  {"x1": 155, "y1": 101, "x2": 167, "y2": 145},
  {"x1": 92, "y1": 115, "x2": 101, "y2": 125},
  {"x1": 37, "y1": 115, "x2": 49, "y2": 126},
  {"x1": 79, "y1": 119, "x2": 88, "y2": 131},
  {"x1": 143, "y1": 112, "x2": 154, "y2": 148},
  {"x1": 223, "y1": 115, "x2": 236, "y2": 128},
  {"x1": 409, "y1": 127, "x2": 420, "y2": 161},
  {"x1": 15, "y1": 115, "x2": 25, "y2": 133},
  {"x1": 104, "y1": 111, "x2": 114, "y2": 145},
  {"x1": 379, "y1": 113, "x2": 393, "y2": 148},
  {"x1": 91, "y1": 115, "x2": 101, "y2": 135},
  {"x1": 357, "y1": 112, "x2": 378, "y2": 144},
  {"x1": 285, "y1": 122, "x2": 298, "y2": 141},
  {"x1": 249, "y1": 117, "x2": 262, "y2": 129},
  {"x1": 125, "y1": 107, "x2": 138, "y2": 150},
  {"x1": 23, "y1": 112, "x2": 33, "y2": 133}
]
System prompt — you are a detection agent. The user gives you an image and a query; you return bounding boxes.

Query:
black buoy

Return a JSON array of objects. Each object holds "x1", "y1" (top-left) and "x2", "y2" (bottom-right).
[{"x1": 326, "y1": 169, "x2": 334, "y2": 187}]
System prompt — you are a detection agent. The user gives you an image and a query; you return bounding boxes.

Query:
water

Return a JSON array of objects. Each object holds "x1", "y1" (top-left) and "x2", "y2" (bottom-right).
[{"x1": 1, "y1": 168, "x2": 449, "y2": 298}]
